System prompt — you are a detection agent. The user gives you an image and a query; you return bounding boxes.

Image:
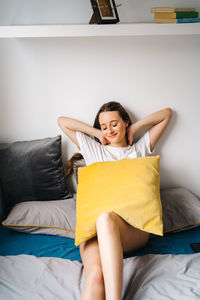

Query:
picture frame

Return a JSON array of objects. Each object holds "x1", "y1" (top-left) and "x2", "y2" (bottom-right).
[{"x1": 90, "y1": 0, "x2": 120, "y2": 24}]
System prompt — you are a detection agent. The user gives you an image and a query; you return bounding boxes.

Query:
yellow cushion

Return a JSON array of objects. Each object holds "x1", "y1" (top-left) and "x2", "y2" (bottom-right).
[{"x1": 75, "y1": 156, "x2": 163, "y2": 246}]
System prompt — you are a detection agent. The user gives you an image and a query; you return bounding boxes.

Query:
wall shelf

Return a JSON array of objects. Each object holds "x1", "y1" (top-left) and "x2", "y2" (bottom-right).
[{"x1": 0, "y1": 23, "x2": 200, "y2": 38}]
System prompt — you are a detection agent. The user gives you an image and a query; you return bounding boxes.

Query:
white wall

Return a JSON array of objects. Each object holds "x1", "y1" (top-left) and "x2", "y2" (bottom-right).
[
  {"x1": 0, "y1": 0, "x2": 200, "y2": 25},
  {"x1": 0, "y1": 1, "x2": 200, "y2": 196}
]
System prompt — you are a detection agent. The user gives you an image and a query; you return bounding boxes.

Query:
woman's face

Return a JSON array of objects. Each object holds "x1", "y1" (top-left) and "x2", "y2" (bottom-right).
[{"x1": 99, "y1": 111, "x2": 128, "y2": 147}]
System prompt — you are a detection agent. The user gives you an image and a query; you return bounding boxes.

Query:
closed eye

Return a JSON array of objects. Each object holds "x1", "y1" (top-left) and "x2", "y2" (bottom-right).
[{"x1": 101, "y1": 122, "x2": 118, "y2": 130}]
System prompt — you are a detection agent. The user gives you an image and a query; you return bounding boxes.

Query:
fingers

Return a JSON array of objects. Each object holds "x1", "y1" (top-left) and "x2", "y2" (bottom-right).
[
  {"x1": 128, "y1": 139, "x2": 133, "y2": 146},
  {"x1": 101, "y1": 137, "x2": 110, "y2": 145}
]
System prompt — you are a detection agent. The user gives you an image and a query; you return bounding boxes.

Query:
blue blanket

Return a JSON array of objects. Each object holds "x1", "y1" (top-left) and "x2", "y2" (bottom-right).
[{"x1": 0, "y1": 225, "x2": 199, "y2": 261}]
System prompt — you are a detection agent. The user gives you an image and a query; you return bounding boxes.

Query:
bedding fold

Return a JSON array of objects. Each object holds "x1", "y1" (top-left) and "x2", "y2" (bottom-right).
[{"x1": 1, "y1": 253, "x2": 200, "y2": 300}]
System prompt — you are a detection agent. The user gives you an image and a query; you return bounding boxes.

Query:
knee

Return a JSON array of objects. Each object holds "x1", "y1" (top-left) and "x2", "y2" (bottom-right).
[
  {"x1": 86, "y1": 266, "x2": 104, "y2": 287},
  {"x1": 96, "y1": 212, "x2": 118, "y2": 231}
]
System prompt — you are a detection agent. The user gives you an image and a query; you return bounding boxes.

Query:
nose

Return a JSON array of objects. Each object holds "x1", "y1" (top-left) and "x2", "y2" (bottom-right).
[{"x1": 107, "y1": 125, "x2": 114, "y2": 134}]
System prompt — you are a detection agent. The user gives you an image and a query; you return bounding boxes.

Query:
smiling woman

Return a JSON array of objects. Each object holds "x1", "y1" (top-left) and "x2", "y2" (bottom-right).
[{"x1": 57, "y1": 101, "x2": 172, "y2": 300}]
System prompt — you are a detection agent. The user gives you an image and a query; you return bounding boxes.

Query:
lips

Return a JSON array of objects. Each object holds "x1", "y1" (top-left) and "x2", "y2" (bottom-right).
[{"x1": 108, "y1": 133, "x2": 117, "y2": 138}]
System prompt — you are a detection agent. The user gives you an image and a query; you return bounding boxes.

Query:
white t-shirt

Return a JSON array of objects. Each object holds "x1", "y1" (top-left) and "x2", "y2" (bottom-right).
[{"x1": 76, "y1": 131, "x2": 153, "y2": 166}]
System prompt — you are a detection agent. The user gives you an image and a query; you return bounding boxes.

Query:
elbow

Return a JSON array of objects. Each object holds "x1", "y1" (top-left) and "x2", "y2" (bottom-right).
[
  {"x1": 57, "y1": 116, "x2": 65, "y2": 128},
  {"x1": 165, "y1": 107, "x2": 172, "y2": 120}
]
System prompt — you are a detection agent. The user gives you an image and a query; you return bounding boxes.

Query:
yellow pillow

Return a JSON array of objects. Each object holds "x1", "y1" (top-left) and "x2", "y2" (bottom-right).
[{"x1": 75, "y1": 156, "x2": 163, "y2": 246}]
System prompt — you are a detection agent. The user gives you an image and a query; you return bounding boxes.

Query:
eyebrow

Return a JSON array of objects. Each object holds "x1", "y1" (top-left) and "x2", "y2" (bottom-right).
[{"x1": 100, "y1": 120, "x2": 118, "y2": 126}]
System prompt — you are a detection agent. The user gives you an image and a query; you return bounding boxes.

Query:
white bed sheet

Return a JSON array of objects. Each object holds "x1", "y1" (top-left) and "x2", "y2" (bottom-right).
[{"x1": 0, "y1": 253, "x2": 200, "y2": 300}]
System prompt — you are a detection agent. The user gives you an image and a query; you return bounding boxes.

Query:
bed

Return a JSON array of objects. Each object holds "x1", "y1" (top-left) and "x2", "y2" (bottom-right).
[{"x1": 0, "y1": 135, "x2": 200, "y2": 300}]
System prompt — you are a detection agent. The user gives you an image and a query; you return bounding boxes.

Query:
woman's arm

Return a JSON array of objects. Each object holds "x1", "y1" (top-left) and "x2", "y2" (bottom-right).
[
  {"x1": 57, "y1": 116, "x2": 103, "y2": 148},
  {"x1": 127, "y1": 108, "x2": 172, "y2": 151}
]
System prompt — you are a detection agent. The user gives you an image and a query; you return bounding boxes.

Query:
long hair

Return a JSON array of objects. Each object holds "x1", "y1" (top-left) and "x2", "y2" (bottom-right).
[{"x1": 66, "y1": 101, "x2": 132, "y2": 176}]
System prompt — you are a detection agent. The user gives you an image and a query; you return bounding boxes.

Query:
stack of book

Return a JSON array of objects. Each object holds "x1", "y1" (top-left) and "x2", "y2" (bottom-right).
[{"x1": 151, "y1": 7, "x2": 200, "y2": 23}]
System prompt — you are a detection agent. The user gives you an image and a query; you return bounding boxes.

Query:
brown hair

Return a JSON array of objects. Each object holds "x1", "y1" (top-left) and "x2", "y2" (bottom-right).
[
  {"x1": 65, "y1": 152, "x2": 84, "y2": 177},
  {"x1": 66, "y1": 101, "x2": 132, "y2": 176}
]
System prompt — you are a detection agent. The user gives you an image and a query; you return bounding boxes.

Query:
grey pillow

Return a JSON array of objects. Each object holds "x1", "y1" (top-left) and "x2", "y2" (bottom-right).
[
  {"x1": 2, "y1": 187, "x2": 199, "y2": 239},
  {"x1": 72, "y1": 158, "x2": 86, "y2": 190},
  {"x1": 2, "y1": 196, "x2": 76, "y2": 239},
  {"x1": 0, "y1": 136, "x2": 72, "y2": 217},
  {"x1": 161, "y1": 187, "x2": 200, "y2": 233},
  {"x1": 0, "y1": 183, "x2": 3, "y2": 222}
]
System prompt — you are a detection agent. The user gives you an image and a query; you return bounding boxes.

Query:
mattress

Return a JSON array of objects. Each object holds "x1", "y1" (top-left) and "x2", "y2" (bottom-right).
[
  {"x1": 1, "y1": 224, "x2": 200, "y2": 300},
  {"x1": 0, "y1": 224, "x2": 199, "y2": 260}
]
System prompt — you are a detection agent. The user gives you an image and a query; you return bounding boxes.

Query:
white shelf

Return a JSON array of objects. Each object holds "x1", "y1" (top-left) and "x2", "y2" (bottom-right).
[{"x1": 0, "y1": 23, "x2": 200, "y2": 38}]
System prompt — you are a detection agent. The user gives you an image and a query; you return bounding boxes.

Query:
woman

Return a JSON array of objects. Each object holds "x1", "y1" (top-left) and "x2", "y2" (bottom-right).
[{"x1": 58, "y1": 101, "x2": 172, "y2": 300}]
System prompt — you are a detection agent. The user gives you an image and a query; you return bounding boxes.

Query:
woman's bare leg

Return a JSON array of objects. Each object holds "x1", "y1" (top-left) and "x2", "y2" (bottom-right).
[
  {"x1": 80, "y1": 237, "x2": 105, "y2": 300},
  {"x1": 96, "y1": 212, "x2": 123, "y2": 300},
  {"x1": 96, "y1": 212, "x2": 150, "y2": 300}
]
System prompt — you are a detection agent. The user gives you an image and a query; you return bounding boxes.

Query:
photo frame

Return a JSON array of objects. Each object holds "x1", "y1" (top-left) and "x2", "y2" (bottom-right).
[{"x1": 90, "y1": 0, "x2": 120, "y2": 24}]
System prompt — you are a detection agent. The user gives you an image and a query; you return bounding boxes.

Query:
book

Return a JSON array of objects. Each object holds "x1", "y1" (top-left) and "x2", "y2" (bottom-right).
[
  {"x1": 151, "y1": 7, "x2": 196, "y2": 13},
  {"x1": 154, "y1": 17, "x2": 200, "y2": 23},
  {"x1": 154, "y1": 12, "x2": 199, "y2": 19}
]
